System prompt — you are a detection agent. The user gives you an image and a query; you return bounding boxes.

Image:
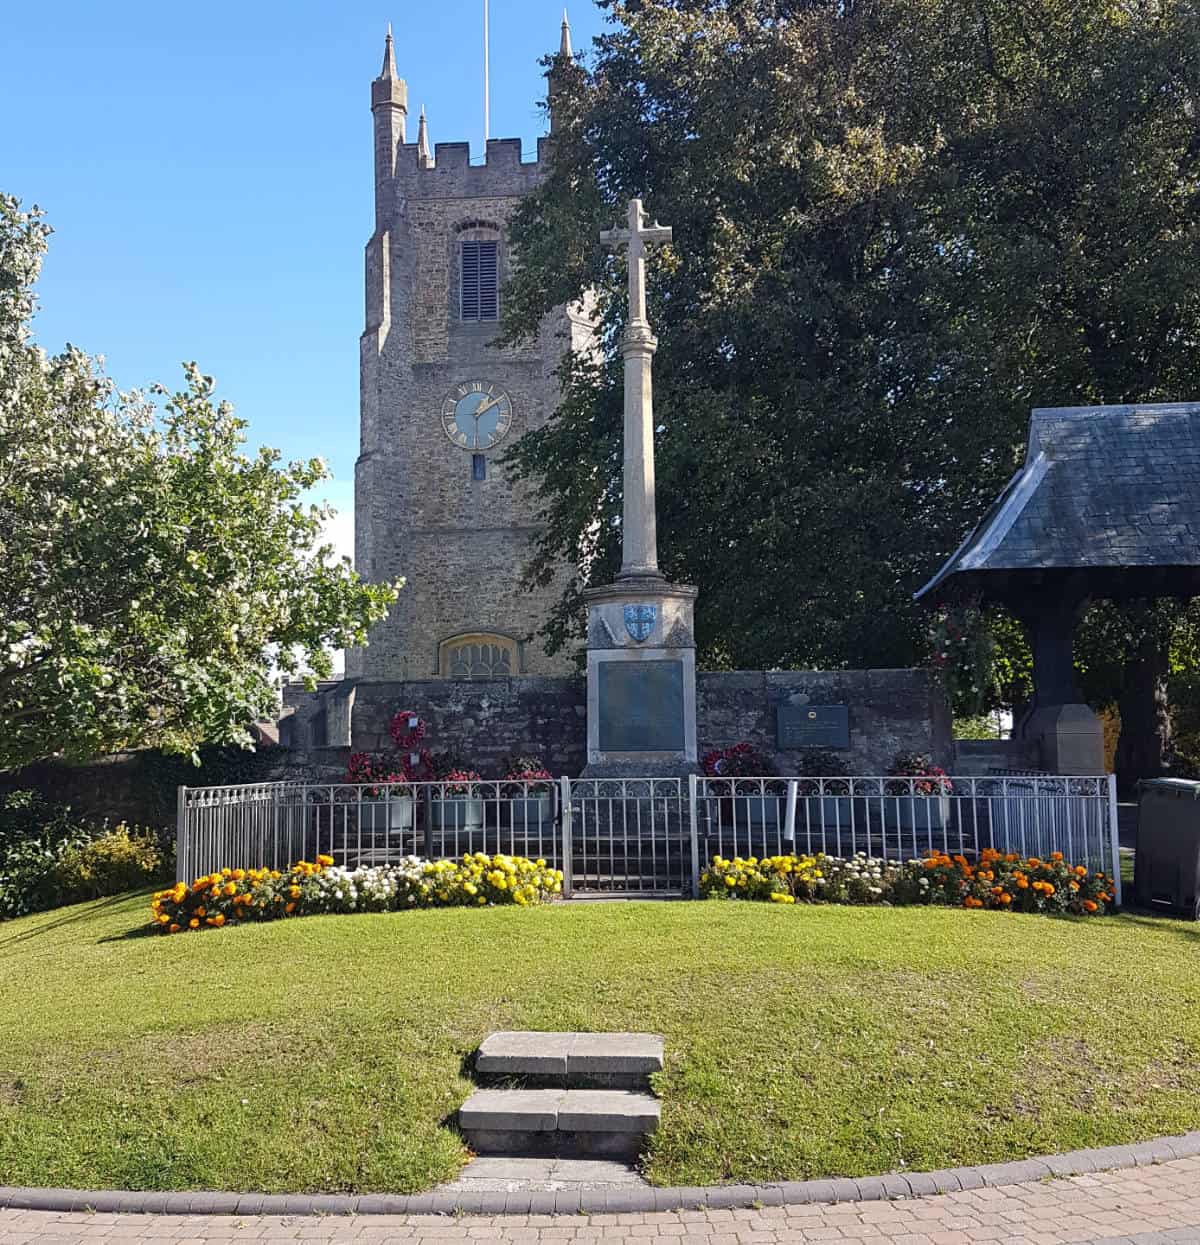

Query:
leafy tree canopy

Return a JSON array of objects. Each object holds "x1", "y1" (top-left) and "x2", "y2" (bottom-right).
[
  {"x1": 502, "y1": 0, "x2": 1200, "y2": 676},
  {"x1": 0, "y1": 196, "x2": 400, "y2": 771}
]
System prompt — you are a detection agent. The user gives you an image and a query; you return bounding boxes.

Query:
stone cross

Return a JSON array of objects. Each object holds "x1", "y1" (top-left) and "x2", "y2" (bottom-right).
[{"x1": 600, "y1": 198, "x2": 673, "y2": 580}]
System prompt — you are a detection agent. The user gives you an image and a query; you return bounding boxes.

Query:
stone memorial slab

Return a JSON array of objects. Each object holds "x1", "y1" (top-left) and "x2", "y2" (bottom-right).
[
  {"x1": 598, "y1": 660, "x2": 684, "y2": 752},
  {"x1": 777, "y1": 703, "x2": 850, "y2": 750}
]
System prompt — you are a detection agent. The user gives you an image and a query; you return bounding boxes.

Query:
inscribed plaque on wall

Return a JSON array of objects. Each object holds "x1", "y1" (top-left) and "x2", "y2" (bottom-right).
[
  {"x1": 598, "y1": 660, "x2": 685, "y2": 752},
  {"x1": 777, "y1": 704, "x2": 850, "y2": 750}
]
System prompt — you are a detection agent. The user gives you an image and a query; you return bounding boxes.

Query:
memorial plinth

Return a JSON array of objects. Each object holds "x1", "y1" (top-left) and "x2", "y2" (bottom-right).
[{"x1": 582, "y1": 577, "x2": 698, "y2": 776}]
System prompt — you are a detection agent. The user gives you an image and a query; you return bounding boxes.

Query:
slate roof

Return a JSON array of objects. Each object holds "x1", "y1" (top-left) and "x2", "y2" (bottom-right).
[{"x1": 917, "y1": 402, "x2": 1200, "y2": 601}]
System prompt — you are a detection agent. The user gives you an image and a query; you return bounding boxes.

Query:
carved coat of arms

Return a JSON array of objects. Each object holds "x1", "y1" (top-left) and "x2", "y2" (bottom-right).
[{"x1": 623, "y1": 603, "x2": 657, "y2": 643}]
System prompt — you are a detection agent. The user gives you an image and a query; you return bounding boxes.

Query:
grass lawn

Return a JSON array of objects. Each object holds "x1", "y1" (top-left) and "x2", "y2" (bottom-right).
[{"x1": 1, "y1": 894, "x2": 1199, "y2": 1195}]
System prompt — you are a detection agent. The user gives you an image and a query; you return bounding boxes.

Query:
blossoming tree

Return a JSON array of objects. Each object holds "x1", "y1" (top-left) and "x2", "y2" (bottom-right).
[{"x1": 0, "y1": 196, "x2": 401, "y2": 771}]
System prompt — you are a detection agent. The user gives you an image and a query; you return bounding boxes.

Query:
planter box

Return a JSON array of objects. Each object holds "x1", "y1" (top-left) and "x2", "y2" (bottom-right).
[
  {"x1": 502, "y1": 795, "x2": 554, "y2": 831},
  {"x1": 429, "y1": 797, "x2": 485, "y2": 834},
  {"x1": 358, "y1": 795, "x2": 415, "y2": 835},
  {"x1": 705, "y1": 796, "x2": 784, "y2": 855},
  {"x1": 427, "y1": 796, "x2": 486, "y2": 860}
]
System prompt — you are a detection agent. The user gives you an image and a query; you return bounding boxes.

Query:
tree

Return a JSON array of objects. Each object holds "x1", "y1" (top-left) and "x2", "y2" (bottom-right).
[
  {"x1": 501, "y1": 0, "x2": 1200, "y2": 707},
  {"x1": 0, "y1": 196, "x2": 400, "y2": 771}
]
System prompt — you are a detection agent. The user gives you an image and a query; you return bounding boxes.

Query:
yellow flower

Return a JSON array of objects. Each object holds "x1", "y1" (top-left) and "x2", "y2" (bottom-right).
[{"x1": 316, "y1": 854, "x2": 334, "y2": 867}]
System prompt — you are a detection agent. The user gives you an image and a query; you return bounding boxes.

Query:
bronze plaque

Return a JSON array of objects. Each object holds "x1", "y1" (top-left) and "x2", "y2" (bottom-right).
[
  {"x1": 598, "y1": 660, "x2": 685, "y2": 752},
  {"x1": 777, "y1": 704, "x2": 850, "y2": 750}
]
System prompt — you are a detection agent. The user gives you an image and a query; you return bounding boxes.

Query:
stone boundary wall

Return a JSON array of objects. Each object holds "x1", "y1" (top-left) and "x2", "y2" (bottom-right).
[
  {"x1": 283, "y1": 668, "x2": 950, "y2": 778},
  {"x1": 699, "y1": 669, "x2": 951, "y2": 775},
  {"x1": 6, "y1": 669, "x2": 948, "y2": 830}
]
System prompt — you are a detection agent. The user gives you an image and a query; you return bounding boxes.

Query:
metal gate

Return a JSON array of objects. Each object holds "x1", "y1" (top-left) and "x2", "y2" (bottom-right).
[{"x1": 561, "y1": 778, "x2": 693, "y2": 895}]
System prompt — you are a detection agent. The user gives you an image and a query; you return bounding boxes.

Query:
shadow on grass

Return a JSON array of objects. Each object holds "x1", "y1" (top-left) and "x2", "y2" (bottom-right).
[
  {"x1": 0, "y1": 890, "x2": 146, "y2": 950},
  {"x1": 1117, "y1": 912, "x2": 1200, "y2": 944},
  {"x1": 97, "y1": 922, "x2": 158, "y2": 943}
]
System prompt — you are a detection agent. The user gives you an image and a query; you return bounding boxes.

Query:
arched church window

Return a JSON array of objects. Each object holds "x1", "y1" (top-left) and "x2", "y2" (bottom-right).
[{"x1": 439, "y1": 632, "x2": 519, "y2": 678}]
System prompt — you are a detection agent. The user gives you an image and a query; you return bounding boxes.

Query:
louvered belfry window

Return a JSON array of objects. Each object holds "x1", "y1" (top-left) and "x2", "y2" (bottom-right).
[{"x1": 460, "y1": 240, "x2": 499, "y2": 321}]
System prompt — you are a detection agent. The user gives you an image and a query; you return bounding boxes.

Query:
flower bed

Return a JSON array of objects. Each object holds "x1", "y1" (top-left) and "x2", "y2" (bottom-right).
[
  {"x1": 150, "y1": 852, "x2": 564, "y2": 933},
  {"x1": 700, "y1": 848, "x2": 1114, "y2": 915}
]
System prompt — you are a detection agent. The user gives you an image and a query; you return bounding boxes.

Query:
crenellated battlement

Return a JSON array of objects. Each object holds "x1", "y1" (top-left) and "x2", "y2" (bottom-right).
[{"x1": 389, "y1": 136, "x2": 551, "y2": 197}]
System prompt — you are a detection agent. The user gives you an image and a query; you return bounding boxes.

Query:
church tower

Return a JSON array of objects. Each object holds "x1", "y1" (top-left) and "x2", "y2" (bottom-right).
[{"x1": 347, "y1": 22, "x2": 591, "y2": 681}]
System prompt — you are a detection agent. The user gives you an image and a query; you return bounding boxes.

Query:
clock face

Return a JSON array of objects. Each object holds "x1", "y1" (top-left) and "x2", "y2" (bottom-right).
[{"x1": 441, "y1": 381, "x2": 514, "y2": 451}]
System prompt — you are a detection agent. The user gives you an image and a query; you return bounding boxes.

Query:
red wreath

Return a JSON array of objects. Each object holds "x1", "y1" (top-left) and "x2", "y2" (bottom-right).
[{"x1": 388, "y1": 710, "x2": 427, "y2": 751}]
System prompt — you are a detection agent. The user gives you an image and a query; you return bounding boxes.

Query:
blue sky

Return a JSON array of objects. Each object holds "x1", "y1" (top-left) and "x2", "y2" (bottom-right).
[{"x1": 4, "y1": 0, "x2": 606, "y2": 559}]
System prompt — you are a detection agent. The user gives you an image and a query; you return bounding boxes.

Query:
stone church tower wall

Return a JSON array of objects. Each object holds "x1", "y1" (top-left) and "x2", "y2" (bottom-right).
[{"x1": 347, "y1": 31, "x2": 587, "y2": 682}]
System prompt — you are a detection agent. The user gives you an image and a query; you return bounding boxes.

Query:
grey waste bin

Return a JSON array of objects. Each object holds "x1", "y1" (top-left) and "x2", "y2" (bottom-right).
[{"x1": 1135, "y1": 778, "x2": 1200, "y2": 918}]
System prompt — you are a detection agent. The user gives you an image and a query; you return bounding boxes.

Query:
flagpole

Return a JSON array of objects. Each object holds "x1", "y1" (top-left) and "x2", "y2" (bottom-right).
[{"x1": 483, "y1": 0, "x2": 490, "y2": 145}]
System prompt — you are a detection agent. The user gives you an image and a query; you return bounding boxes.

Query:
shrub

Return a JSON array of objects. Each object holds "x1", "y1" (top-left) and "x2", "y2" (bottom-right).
[
  {"x1": 0, "y1": 790, "x2": 119, "y2": 919},
  {"x1": 0, "y1": 790, "x2": 88, "y2": 864},
  {"x1": 701, "y1": 848, "x2": 1114, "y2": 916},
  {"x1": 0, "y1": 836, "x2": 79, "y2": 919},
  {"x1": 150, "y1": 852, "x2": 564, "y2": 933},
  {"x1": 49, "y1": 825, "x2": 168, "y2": 904}
]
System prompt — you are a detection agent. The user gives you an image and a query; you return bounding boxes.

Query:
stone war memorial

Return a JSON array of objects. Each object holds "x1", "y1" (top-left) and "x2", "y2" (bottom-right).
[{"x1": 583, "y1": 198, "x2": 698, "y2": 777}]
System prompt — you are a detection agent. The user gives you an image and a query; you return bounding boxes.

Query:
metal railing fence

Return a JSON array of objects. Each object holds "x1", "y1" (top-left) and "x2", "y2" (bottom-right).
[
  {"x1": 693, "y1": 775, "x2": 1119, "y2": 900},
  {"x1": 177, "y1": 772, "x2": 1122, "y2": 905},
  {"x1": 176, "y1": 780, "x2": 560, "y2": 884}
]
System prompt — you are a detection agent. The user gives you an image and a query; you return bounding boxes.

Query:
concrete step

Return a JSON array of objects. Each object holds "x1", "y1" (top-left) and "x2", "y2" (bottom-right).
[
  {"x1": 475, "y1": 1031, "x2": 663, "y2": 1089},
  {"x1": 459, "y1": 1088, "x2": 660, "y2": 1159}
]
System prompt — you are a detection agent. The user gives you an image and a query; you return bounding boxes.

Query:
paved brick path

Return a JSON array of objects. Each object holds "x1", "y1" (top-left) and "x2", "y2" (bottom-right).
[{"x1": 1, "y1": 1157, "x2": 1198, "y2": 1244}]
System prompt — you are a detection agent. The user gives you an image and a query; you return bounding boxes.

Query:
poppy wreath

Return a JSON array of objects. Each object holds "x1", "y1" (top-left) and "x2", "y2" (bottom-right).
[{"x1": 388, "y1": 710, "x2": 428, "y2": 752}]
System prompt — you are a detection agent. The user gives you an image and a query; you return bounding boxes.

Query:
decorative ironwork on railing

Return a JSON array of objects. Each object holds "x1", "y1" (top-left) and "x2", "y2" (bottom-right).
[
  {"x1": 177, "y1": 773, "x2": 1121, "y2": 906},
  {"x1": 175, "y1": 780, "x2": 560, "y2": 885},
  {"x1": 692, "y1": 775, "x2": 1119, "y2": 894}
]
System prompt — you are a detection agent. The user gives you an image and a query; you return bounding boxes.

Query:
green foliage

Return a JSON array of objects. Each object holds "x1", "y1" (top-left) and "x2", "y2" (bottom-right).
[
  {"x1": 0, "y1": 790, "x2": 92, "y2": 918},
  {"x1": 1167, "y1": 671, "x2": 1200, "y2": 778},
  {"x1": 501, "y1": 0, "x2": 1200, "y2": 672},
  {"x1": 952, "y1": 712, "x2": 1005, "y2": 740},
  {"x1": 50, "y1": 826, "x2": 168, "y2": 905},
  {"x1": 0, "y1": 788, "x2": 170, "y2": 918},
  {"x1": 0, "y1": 195, "x2": 401, "y2": 772}
]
